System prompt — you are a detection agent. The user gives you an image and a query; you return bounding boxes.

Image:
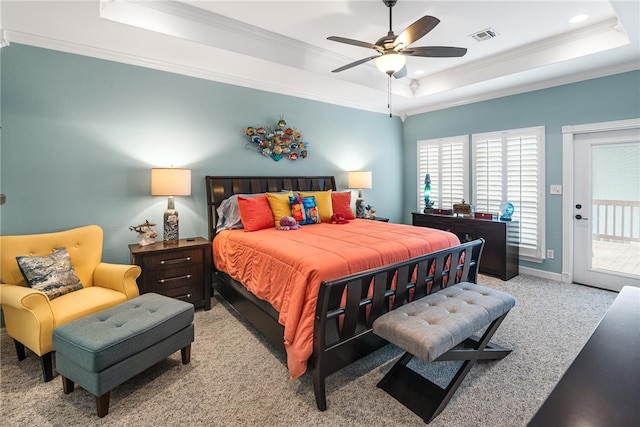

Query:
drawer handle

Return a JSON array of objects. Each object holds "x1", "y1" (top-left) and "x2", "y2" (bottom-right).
[
  {"x1": 158, "y1": 274, "x2": 192, "y2": 284},
  {"x1": 160, "y1": 256, "x2": 191, "y2": 265},
  {"x1": 176, "y1": 293, "x2": 192, "y2": 300}
]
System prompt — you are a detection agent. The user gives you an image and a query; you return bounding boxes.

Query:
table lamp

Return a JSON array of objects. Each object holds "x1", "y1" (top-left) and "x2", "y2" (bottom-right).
[
  {"x1": 151, "y1": 168, "x2": 191, "y2": 242},
  {"x1": 348, "y1": 171, "x2": 372, "y2": 219}
]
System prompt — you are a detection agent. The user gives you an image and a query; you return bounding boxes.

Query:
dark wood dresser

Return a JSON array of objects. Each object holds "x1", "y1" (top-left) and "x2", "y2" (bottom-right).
[
  {"x1": 129, "y1": 237, "x2": 212, "y2": 310},
  {"x1": 528, "y1": 286, "x2": 640, "y2": 426},
  {"x1": 412, "y1": 212, "x2": 519, "y2": 280}
]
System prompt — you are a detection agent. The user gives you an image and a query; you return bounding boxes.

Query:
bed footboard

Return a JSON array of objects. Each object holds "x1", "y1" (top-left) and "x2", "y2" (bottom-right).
[{"x1": 308, "y1": 238, "x2": 484, "y2": 411}]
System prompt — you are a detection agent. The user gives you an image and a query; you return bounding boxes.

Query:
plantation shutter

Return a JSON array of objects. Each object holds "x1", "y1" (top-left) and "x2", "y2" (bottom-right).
[
  {"x1": 473, "y1": 127, "x2": 545, "y2": 260},
  {"x1": 417, "y1": 136, "x2": 468, "y2": 211}
]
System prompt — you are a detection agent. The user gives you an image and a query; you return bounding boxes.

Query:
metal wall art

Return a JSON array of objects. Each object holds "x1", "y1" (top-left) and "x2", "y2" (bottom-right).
[{"x1": 244, "y1": 118, "x2": 309, "y2": 162}]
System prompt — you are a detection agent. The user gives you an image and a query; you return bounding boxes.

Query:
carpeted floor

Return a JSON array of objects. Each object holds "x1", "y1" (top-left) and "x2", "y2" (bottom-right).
[{"x1": 0, "y1": 275, "x2": 617, "y2": 426}]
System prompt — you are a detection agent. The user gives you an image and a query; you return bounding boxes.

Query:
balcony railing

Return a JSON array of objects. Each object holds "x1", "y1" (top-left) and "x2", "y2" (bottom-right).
[{"x1": 592, "y1": 199, "x2": 640, "y2": 243}]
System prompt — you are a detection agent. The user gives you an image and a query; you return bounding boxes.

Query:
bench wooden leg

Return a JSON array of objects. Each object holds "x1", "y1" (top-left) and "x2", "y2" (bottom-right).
[
  {"x1": 96, "y1": 392, "x2": 110, "y2": 418},
  {"x1": 181, "y1": 344, "x2": 191, "y2": 364},
  {"x1": 61, "y1": 376, "x2": 75, "y2": 394},
  {"x1": 377, "y1": 312, "x2": 511, "y2": 424}
]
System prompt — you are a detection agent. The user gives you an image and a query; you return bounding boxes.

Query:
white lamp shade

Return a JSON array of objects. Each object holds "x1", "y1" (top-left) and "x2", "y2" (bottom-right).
[
  {"x1": 151, "y1": 168, "x2": 191, "y2": 196},
  {"x1": 348, "y1": 171, "x2": 372, "y2": 189},
  {"x1": 375, "y1": 53, "x2": 406, "y2": 74}
]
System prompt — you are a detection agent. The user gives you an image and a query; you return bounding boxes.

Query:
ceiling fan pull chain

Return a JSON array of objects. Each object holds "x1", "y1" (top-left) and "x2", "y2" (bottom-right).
[{"x1": 388, "y1": 75, "x2": 392, "y2": 118}]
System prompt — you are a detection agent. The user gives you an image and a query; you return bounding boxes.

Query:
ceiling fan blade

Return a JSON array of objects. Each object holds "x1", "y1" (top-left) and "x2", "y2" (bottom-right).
[
  {"x1": 402, "y1": 46, "x2": 467, "y2": 57},
  {"x1": 327, "y1": 36, "x2": 382, "y2": 52},
  {"x1": 394, "y1": 16, "x2": 440, "y2": 49},
  {"x1": 331, "y1": 55, "x2": 379, "y2": 73},
  {"x1": 392, "y1": 64, "x2": 407, "y2": 79}
]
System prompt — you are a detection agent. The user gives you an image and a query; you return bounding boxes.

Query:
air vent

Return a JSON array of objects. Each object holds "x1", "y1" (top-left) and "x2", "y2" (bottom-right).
[{"x1": 470, "y1": 27, "x2": 499, "y2": 42}]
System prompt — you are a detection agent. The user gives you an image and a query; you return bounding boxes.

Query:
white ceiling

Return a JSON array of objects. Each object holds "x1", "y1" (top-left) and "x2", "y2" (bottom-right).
[{"x1": 2, "y1": 1, "x2": 639, "y2": 117}]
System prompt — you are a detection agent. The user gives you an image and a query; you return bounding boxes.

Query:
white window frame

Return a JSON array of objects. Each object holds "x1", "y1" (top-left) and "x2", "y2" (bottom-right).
[
  {"x1": 472, "y1": 126, "x2": 546, "y2": 262},
  {"x1": 416, "y1": 135, "x2": 469, "y2": 212}
]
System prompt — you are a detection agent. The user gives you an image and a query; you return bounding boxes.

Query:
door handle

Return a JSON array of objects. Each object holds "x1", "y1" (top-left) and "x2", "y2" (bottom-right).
[{"x1": 575, "y1": 214, "x2": 588, "y2": 220}]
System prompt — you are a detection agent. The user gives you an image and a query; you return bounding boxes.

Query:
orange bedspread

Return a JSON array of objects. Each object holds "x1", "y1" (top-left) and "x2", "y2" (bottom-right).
[{"x1": 213, "y1": 219, "x2": 459, "y2": 379}]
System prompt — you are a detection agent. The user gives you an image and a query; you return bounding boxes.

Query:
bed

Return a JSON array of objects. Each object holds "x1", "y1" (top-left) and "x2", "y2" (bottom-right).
[{"x1": 205, "y1": 175, "x2": 484, "y2": 410}]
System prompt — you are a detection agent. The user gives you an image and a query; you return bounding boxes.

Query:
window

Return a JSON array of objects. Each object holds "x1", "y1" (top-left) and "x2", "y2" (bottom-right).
[
  {"x1": 416, "y1": 135, "x2": 468, "y2": 212},
  {"x1": 472, "y1": 126, "x2": 545, "y2": 261}
]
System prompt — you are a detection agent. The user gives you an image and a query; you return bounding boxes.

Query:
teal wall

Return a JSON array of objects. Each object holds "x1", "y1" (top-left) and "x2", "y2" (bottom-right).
[
  {"x1": 402, "y1": 70, "x2": 640, "y2": 274},
  {"x1": 2, "y1": 43, "x2": 639, "y2": 274},
  {"x1": 0, "y1": 44, "x2": 403, "y2": 264}
]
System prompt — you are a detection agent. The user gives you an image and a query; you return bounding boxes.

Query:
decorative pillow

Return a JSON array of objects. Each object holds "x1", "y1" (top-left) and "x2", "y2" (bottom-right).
[
  {"x1": 289, "y1": 194, "x2": 307, "y2": 224},
  {"x1": 237, "y1": 195, "x2": 275, "y2": 232},
  {"x1": 331, "y1": 191, "x2": 356, "y2": 220},
  {"x1": 16, "y1": 248, "x2": 84, "y2": 300},
  {"x1": 298, "y1": 190, "x2": 333, "y2": 222},
  {"x1": 216, "y1": 191, "x2": 290, "y2": 232},
  {"x1": 301, "y1": 196, "x2": 321, "y2": 225},
  {"x1": 290, "y1": 194, "x2": 320, "y2": 225},
  {"x1": 266, "y1": 191, "x2": 294, "y2": 227}
]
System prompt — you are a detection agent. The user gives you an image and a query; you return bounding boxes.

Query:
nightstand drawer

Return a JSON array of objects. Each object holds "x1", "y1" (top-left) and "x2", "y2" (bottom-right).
[
  {"x1": 147, "y1": 269, "x2": 203, "y2": 290},
  {"x1": 129, "y1": 237, "x2": 212, "y2": 310},
  {"x1": 153, "y1": 282, "x2": 204, "y2": 304},
  {"x1": 142, "y1": 249, "x2": 203, "y2": 272}
]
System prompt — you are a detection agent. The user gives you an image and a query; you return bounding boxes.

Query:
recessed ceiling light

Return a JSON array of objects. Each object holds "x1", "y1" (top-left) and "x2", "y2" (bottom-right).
[
  {"x1": 569, "y1": 14, "x2": 589, "y2": 24},
  {"x1": 413, "y1": 69, "x2": 424, "y2": 76}
]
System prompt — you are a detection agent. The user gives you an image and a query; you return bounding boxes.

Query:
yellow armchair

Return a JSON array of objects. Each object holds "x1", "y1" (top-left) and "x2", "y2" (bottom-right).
[{"x1": 0, "y1": 225, "x2": 141, "y2": 381}]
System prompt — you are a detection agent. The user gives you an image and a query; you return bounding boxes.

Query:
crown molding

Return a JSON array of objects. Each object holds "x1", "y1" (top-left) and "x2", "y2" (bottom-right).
[
  {"x1": 404, "y1": 60, "x2": 640, "y2": 117},
  {"x1": 5, "y1": 30, "x2": 389, "y2": 115}
]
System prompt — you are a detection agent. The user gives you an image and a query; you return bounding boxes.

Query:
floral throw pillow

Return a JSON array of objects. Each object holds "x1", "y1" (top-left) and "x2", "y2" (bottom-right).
[{"x1": 16, "y1": 248, "x2": 84, "y2": 300}]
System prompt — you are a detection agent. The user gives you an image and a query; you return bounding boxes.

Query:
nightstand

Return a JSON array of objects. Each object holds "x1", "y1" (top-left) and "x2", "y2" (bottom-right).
[{"x1": 129, "y1": 237, "x2": 212, "y2": 310}]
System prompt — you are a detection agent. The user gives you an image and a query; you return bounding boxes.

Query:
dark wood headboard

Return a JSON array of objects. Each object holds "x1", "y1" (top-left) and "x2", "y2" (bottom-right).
[{"x1": 205, "y1": 176, "x2": 337, "y2": 242}]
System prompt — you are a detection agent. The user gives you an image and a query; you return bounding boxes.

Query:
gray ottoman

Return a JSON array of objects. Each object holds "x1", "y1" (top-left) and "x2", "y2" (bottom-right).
[{"x1": 52, "y1": 293, "x2": 195, "y2": 417}]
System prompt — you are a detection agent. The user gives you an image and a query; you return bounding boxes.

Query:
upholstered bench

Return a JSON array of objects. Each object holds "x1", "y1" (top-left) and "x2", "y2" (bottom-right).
[
  {"x1": 52, "y1": 293, "x2": 195, "y2": 417},
  {"x1": 373, "y1": 282, "x2": 515, "y2": 424}
]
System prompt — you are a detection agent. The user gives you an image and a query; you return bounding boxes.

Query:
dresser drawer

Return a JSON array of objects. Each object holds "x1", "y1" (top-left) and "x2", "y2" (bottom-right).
[{"x1": 142, "y1": 249, "x2": 203, "y2": 272}]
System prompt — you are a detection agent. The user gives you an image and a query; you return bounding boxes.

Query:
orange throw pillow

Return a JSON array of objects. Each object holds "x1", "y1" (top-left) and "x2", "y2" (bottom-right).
[
  {"x1": 238, "y1": 195, "x2": 274, "y2": 231},
  {"x1": 331, "y1": 191, "x2": 356, "y2": 220}
]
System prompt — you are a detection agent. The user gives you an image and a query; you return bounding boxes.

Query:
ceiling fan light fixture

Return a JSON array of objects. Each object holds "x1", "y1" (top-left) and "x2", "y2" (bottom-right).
[{"x1": 375, "y1": 53, "x2": 406, "y2": 75}]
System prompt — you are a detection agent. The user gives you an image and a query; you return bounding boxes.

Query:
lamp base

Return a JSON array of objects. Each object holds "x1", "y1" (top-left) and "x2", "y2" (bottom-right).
[
  {"x1": 163, "y1": 197, "x2": 179, "y2": 242},
  {"x1": 355, "y1": 190, "x2": 365, "y2": 219}
]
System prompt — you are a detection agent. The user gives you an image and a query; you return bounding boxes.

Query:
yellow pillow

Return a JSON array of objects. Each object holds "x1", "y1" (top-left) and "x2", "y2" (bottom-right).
[
  {"x1": 298, "y1": 190, "x2": 333, "y2": 222},
  {"x1": 266, "y1": 191, "x2": 294, "y2": 227}
]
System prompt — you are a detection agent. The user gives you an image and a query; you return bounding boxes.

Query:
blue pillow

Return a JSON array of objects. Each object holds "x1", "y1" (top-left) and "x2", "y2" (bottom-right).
[{"x1": 289, "y1": 195, "x2": 320, "y2": 225}]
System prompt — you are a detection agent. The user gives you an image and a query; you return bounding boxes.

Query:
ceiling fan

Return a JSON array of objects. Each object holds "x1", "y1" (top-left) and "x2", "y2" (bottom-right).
[{"x1": 328, "y1": 0, "x2": 467, "y2": 79}]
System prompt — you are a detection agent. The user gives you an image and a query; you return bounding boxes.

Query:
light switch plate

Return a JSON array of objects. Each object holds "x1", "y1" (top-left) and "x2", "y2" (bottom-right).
[{"x1": 550, "y1": 184, "x2": 562, "y2": 195}]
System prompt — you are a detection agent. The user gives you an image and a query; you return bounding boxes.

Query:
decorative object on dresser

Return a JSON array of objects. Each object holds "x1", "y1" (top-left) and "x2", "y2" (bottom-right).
[
  {"x1": 348, "y1": 170, "x2": 372, "y2": 219},
  {"x1": 151, "y1": 167, "x2": 191, "y2": 242},
  {"x1": 452, "y1": 199, "x2": 472, "y2": 216},
  {"x1": 129, "y1": 237, "x2": 211, "y2": 310},
  {"x1": 423, "y1": 173, "x2": 434, "y2": 213},
  {"x1": 129, "y1": 220, "x2": 158, "y2": 246},
  {"x1": 412, "y1": 212, "x2": 519, "y2": 280},
  {"x1": 499, "y1": 201, "x2": 515, "y2": 221}
]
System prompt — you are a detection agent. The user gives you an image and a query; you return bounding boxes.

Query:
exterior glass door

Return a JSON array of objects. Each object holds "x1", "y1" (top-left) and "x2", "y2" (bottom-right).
[{"x1": 573, "y1": 128, "x2": 640, "y2": 291}]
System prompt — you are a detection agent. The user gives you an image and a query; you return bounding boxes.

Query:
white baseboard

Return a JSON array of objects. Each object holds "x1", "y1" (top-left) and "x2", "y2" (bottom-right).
[{"x1": 519, "y1": 265, "x2": 563, "y2": 282}]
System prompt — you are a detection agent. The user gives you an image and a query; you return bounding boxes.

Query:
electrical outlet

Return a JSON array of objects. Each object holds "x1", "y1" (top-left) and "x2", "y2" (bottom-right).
[
  {"x1": 550, "y1": 184, "x2": 562, "y2": 195},
  {"x1": 547, "y1": 249, "x2": 554, "y2": 259}
]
